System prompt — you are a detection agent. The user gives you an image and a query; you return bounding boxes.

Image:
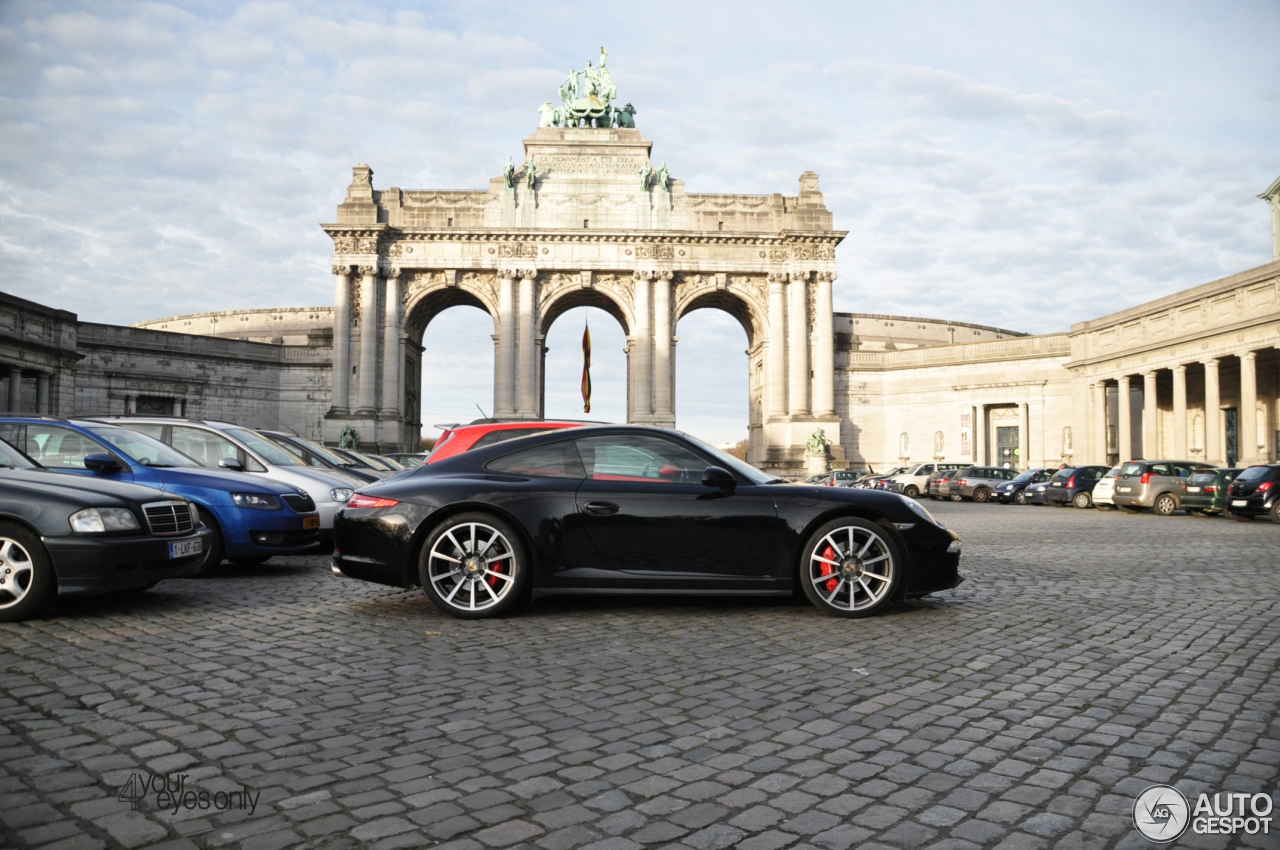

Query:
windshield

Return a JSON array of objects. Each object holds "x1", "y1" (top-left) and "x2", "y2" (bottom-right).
[
  {"x1": 1011, "y1": 469, "x2": 1036, "y2": 483},
  {"x1": 271, "y1": 433, "x2": 353, "y2": 467},
  {"x1": 226, "y1": 429, "x2": 304, "y2": 466},
  {"x1": 0, "y1": 437, "x2": 38, "y2": 469},
  {"x1": 681, "y1": 434, "x2": 776, "y2": 485},
  {"x1": 352, "y1": 451, "x2": 393, "y2": 471},
  {"x1": 1237, "y1": 466, "x2": 1272, "y2": 481},
  {"x1": 86, "y1": 426, "x2": 200, "y2": 468},
  {"x1": 1119, "y1": 462, "x2": 1144, "y2": 477},
  {"x1": 1104, "y1": 466, "x2": 1121, "y2": 479},
  {"x1": 1051, "y1": 468, "x2": 1076, "y2": 480},
  {"x1": 1188, "y1": 472, "x2": 1218, "y2": 484}
]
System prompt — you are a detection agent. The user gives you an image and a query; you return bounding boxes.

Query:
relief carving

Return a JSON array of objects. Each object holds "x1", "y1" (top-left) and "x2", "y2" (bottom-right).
[
  {"x1": 498, "y1": 243, "x2": 540, "y2": 259},
  {"x1": 635, "y1": 244, "x2": 675, "y2": 260}
]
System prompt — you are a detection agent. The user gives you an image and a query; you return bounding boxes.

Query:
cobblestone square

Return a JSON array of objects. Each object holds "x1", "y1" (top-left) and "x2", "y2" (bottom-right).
[{"x1": 2, "y1": 502, "x2": 1278, "y2": 850}]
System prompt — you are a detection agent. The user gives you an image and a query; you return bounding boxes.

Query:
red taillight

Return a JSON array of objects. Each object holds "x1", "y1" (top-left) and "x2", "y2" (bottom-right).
[
  {"x1": 1066, "y1": 476, "x2": 1076, "y2": 488},
  {"x1": 956, "y1": 479, "x2": 968, "y2": 486},
  {"x1": 1260, "y1": 482, "x2": 1273, "y2": 493},
  {"x1": 1204, "y1": 485, "x2": 1216, "y2": 493},
  {"x1": 1140, "y1": 472, "x2": 1152, "y2": 485},
  {"x1": 346, "y1": 494, "x2": 400, "y2": 509}
]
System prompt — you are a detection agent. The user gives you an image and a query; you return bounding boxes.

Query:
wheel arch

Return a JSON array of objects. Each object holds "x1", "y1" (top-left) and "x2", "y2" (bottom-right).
[
  {"x1": 404, "y1": 501, "x2": 538, "y2": 589},
  {"x1": 792, "y1": 507, "x2": 913, "y2": 602}
]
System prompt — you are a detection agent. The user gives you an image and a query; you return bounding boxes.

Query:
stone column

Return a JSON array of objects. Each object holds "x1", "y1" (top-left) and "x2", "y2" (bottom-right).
[
  {"x1": 652, "y1": 271, "x2": 673, "y2": 425},
  {"x1": 126, "y1": 393, "x2": 137, "y2": 415},
  {"x1": 1118, "y1": 376, "x2": 1132, "y2": 462},
  {"x1": 1092, "y1": 381, "x2": 1108, "y2": 464},
  {"x1": 1142, "y1": 370, "x2": 1158, "y2": 459},
  {"x1": 812, "y1": 272, "x2": 836, "y2": 417},
  {"x1": 355, "y1": 265, "x2": 379, "y2": 415},
  {"x1": 766, "y1": 274, "x2": 788, "y2": 418},
  {"x1": 6, "y1": 366, "x2": 20, "y2": 412},
  {"x1": 495, "y1": 270, "x2": 518, "y2": 418},
  {"x1": 788, "y1": 272, "x2": 810, "y2": 417},
  {"x1": 380, "y1": 268, "x2": 402, "y2": 418},
  {"x1": 975, "y1": 405, "x2": 986, "y2": 466},
  {"x1": 36, "y1": 374, "x2": 49, "y2": 415},
  {"x1": 1203, "y1": 358, "x2": 1220, "y2": 463},
  {"x1": 1172, "y1": 364, "x2": 1188, "y2": 458},
  {"x1": 1018, "y1": 402, "x2": 1030, "y2": 469},
  {"x1": 330, "y1": 265, "x2": 352, "y2": 414},
  {"x1": 516, "y1": 269, "x2": 539, "y2": 418},
  {"x1": 631, "y1": 271, "x2": 653, "y2": 422},
  {"x1": 172, "y1": 398, "x2": 183, "y2": 417},
  {"x1": 1240, "y1": 351, "x2": 1259, "y2": 464}
]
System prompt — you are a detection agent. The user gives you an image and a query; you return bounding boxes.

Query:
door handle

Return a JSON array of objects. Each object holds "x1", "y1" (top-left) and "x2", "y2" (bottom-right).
[{"x1": 583, "y1": 501, "x2": 619, "y2": 516}]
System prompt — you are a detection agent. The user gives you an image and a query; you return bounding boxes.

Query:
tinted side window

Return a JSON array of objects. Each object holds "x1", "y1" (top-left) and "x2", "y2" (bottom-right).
[
  {"x1": 172, "y1": 426, "x2": 266, "y2": 473},
  {"x1": 486, "y1": 441, "x2": 585, "y2": 479},
  {"x1": 126, "y1": 423, "x2": 167, "y2": 441},
  {"x1": 576, "y1": 435, "x2": 708, "y2": 483},
  {"x1": 473, "y1": 428, "x2": 556, "y2": 449},
  {"x1": 25, "y1": 425, "x2": 103, "y2": 470},
  {"x1": 1149, "y1": 463, "x2": 1172, "y2": 476}
]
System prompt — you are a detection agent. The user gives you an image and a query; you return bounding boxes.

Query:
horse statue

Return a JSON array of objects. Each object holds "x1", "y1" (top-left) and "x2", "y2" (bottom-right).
[
  {"x1": 614, "y1": 102, "x2": 636, "y2": 128},
  {"x1": 537, "y1": 102, "x2": 558, "y2": 128}
]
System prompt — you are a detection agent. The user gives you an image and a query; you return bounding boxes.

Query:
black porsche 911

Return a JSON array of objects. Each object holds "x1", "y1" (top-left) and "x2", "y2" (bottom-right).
[
  {"x1": 333, "y1": 426, "x2": 963, "y2": 619},
  {"x1": 0, "y1": 437, "x2": 211, "y2": 622}
]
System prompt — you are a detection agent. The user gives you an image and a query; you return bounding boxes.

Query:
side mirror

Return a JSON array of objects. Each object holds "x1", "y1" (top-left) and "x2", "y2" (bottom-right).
[
  {"x1": 84, "y1": 453, "x2": 122, "y2": 474},
  {"x1": 218, "y1": 458, "x2": 245, "y2": 471},
  {"x1": 701, "y1": 465, "x2": 736, "y2": 492}
]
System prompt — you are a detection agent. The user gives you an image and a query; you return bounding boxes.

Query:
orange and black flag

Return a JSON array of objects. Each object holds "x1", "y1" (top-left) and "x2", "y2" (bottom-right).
[{"x1": 581, "y1": 324, "x2": 592, "y2": 413}]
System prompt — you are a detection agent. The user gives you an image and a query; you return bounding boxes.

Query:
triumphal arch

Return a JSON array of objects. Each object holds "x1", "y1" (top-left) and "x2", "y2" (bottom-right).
[{"x1": 322, "y1": 49, "x2": 847, "y2": 471}]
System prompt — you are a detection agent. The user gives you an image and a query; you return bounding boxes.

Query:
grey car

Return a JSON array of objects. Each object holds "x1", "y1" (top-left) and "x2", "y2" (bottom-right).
[
  {"x1": 1113, "y1": 459, "x2": 1213, "y2": 515},
  {"x1": 947, "y1": 466, "x2": 1019, "y2": 502}
]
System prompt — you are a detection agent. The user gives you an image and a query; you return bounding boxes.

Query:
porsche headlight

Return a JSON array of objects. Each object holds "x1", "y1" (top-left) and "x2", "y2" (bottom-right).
[
  {"x1": 899, "y1": 495, "x2": 940, "y2": 527},
  {"x1": 70, "y1": 507, "x2": 141, "y2": 533}
]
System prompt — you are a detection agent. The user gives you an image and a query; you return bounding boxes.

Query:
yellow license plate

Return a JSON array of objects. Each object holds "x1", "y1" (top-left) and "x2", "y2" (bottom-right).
[{"x1": 304, "y1": 516, "x2": 320, "y2": 530}]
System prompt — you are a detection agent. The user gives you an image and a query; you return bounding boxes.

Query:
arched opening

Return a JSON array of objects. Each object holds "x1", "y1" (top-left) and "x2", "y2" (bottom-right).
[
  {"x1": 407, "y1": 289, "x2": 495, "y2": 449},
  {"x1": 675, "y1": 292, "x2": 757, "y2": 453},
  {"x1": 540, "y1": 287, "x2": 631, "y2": 425}
]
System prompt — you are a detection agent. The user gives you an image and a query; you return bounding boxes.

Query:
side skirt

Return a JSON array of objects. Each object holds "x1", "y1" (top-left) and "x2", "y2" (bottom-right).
[{"x1": 533, "y1": 588, "x2": 793, "y2": 599}]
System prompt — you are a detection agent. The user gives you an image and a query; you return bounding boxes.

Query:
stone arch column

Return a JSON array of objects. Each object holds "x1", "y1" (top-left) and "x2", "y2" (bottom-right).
[
  {"x1": 630, "y1": 270, "x2": 654, "y2": 423},
  {"x1": 516, "y1": 268, "x2": 539, "y2": 418},
  {"x1": 355, "y1": 265, "x2": 379, "y2": 415},
  {"x1": 788, "y1": 271, "x2": 810, "y2": 417},
  {"x1": 765, "y1": 273, "x2": 788, "y2": 420},
  {"x1": 652, "y1": 271, "x2": 674, "y2": 426},
  {"x1": 496, "y1": 270, "x2": 518, "y2": 418},
  {"x1": 330, "y1": 264, "x2": 352, "y2": 415},
  {"x1": 380, "y1": 268, "x2": 402, "y2": 418}
]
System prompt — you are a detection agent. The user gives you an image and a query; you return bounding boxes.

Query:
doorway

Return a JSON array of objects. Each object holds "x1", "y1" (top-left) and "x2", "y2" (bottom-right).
[
  {"x1": 1225, "y1": 408, "x2": 1238, "y2": 467},
  {"x1": 995, "y1": 426, "x2": 1019, "y2": 468}
]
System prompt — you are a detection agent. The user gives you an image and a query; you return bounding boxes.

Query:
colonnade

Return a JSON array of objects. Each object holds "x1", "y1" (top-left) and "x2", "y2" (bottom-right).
[
  {"x1": 3, "y1": 365, "x2": 53, "y2": 414},
  {"x1": 1088, "y1": 346, "x2": 1275, "y2": 466},
  {"x1": 327, "y1": 264, "x2": 839, "y2": 435}
]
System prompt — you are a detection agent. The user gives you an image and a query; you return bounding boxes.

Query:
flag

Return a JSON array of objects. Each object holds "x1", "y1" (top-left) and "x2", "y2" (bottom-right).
[{"x1": 581, "y1": 325, "x2": 592, "y2": 413}]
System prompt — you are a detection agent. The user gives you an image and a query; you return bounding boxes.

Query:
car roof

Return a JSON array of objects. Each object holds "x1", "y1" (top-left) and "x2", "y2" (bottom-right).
[{"x1": 424, "y1": 424, "x2": 717, "y2": 472}]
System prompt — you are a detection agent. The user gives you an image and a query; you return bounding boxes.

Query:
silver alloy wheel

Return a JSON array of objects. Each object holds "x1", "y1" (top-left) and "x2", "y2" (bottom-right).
[
  {"x1": 807, "y1": 525, "x2": 895, "y2": 612},
  {"x1": 1154, "y1": 494, "x2": 1176, "y2": 516},
  {"x1": 0, "y1": 538, "x2": 35, "y2": 610},
  {"x1": 1015, "y1": 489, "x2": 1027, "y2": 504},
  {"x1": 427, "y1": 521, "x2": 517, "y2": 612}
]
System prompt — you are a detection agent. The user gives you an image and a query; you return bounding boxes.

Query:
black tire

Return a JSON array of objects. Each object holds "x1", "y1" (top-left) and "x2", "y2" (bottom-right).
[
  {"x1": 1271, "y1": 503, "x2": 1280, "y2": 525},
  {"x1": 1231, "y1": 511, "x2": 1252, "y2": 523},
  {"x1": 1153, "y1": 493, "x2": 1177, "y2": 517},
  {"x1": 904, "y1": 485, "x2": 919, "y2": 499},
  {"x1": 0, "y1": 522, "x2": 56, "y2": 623},
  {"x1": 1073, "y1": 491, "x2": 1092, "y2": 509},
  {"x1": 799, "y1": 518, "x2": 900, "y2": 618},
  {"x1": 1014, "y1": 490, "x2": 1028, "y2": 505},
  {"x1": 193, "y1": 508, "x2": 225, "y2": 576},
  {"x1": 230, "y1": 556, "x2": 271, "y2": 567},
  {"x1": 419, "y1": 512, "x2": 529, "y2": 619},
  {"x1": 973, "y1": 487, "x2": 990, "y2": 503}
]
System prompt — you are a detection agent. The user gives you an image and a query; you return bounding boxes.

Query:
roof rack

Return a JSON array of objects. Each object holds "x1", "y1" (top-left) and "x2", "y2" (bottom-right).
[
  {"x1": 82, "y1": 414, "x2": 209, "y2": 424},
  {"x1": 0, "y1": 414, "x2": 70, "y2": 422}
]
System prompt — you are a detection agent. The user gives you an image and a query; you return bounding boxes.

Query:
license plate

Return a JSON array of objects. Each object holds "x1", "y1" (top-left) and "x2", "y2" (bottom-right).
[
  {"x1": 169, "y1": 539, "x2": 203, "y2": 559},
  {"x1": 1186, "y1": 486, "x2": 1200, "y2": 493},
  {"x1": 1119, "y1": 487, "x2": 1132, "y2": 492},
  {"x1": 304, "y1": 516, "x2": 320, "y2": 530},
  {"x1": 1232, "y1": 499, "x2": 1248, "y2": 507},
  {"x1": 1052, "y1": 482, "x2": 1062, "y2": 487}
]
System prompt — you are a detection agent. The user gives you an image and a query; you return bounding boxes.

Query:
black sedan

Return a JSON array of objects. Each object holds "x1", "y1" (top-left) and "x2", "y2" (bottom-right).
[
  {"x1": 333, "y1": 426, "x2": 963, "y2": 619},
  {"x1": 0, "y1": 438, "x2": 211, "y2": 622}
]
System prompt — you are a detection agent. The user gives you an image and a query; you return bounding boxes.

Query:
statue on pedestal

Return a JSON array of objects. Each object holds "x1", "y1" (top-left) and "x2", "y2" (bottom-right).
[
  {"x1": 545, "y1": 47, "x2": 630, "y2": 129},
  {"x1": 523, "y1": 157, "x2": 537, "y2": 191},
  {"x1": 502, "y1": 157, "x2": 516, "y2": 189}
]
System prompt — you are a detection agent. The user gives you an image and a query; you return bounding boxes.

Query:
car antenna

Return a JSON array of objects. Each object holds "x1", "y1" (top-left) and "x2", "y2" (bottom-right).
[{"x1": 476, "y1": 404, "x2": 489, "y2": 420}]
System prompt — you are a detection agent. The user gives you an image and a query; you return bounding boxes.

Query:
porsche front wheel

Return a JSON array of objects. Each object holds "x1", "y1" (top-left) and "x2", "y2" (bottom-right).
[{"x1": 800, "y1": 519, "x2": 900, "y2": 618}]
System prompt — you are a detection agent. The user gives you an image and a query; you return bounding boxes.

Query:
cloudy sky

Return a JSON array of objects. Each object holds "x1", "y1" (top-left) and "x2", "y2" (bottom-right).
[{"x1": 2, "y1": 1, "x2": 1277, "y2": 444}]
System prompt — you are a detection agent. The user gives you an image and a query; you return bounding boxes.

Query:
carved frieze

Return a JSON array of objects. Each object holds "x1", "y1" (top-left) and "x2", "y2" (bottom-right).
[
  {"x1": 636, "y1": 244, "x2": 675, "y2": 260},
  {"x1": 792, "y1": 244, "x2": 835, "y2": 261},
  {"x1": 460, "y1": 272, "x2": 499, "y2": 306},
  {"x1": 498, "y1": 243, "x2": 540, "y2": 259},
  {"x1": 333, "y1": 236, "x2": 379, "y2": 255}
]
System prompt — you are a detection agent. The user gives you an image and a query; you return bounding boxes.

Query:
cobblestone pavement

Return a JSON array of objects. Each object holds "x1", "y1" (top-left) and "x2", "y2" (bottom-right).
[{"x1": 2, "y1": 501, "x2": 1279, "y2": 850}]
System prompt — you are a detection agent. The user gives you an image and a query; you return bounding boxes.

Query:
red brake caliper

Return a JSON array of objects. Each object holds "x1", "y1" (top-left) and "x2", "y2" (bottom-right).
[
  {"x1": 486, "y1": 546, "x2": 503, "y2": 587},
  {"x1": 820, "y1": 545, "x2": 838, "y2": 593}
]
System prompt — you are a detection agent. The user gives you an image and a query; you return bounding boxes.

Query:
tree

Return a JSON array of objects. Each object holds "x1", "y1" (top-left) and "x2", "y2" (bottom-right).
[{"x1": 724, "y1": 439, "x2": 749, "y2": 461}]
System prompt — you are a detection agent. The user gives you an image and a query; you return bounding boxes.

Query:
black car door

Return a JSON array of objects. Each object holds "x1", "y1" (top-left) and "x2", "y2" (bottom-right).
[{"x1": 571, "y1": 433, "x2": 780, "y2": 584}]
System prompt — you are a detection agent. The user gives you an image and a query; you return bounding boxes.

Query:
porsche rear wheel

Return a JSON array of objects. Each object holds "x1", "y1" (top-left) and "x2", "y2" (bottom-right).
[
  {"x1": 800, "y1": 519, "x2": 900, "y2": 618},
  {"x1": 419, "y1": 513, "x2": 528, "y2": 619}
]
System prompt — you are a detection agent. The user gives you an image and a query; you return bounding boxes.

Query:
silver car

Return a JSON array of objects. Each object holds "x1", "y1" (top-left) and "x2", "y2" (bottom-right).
[
  {"x1": 1112, "y1": 459, "x2": 1212, "y2": 516},
  {"x1": 948, "y1": 466, "x2": 1019, "y2": 502},
  {"x1": 94, "y1": 417, "x2": 367, "y2": 543},
  {"x1": 885, "y1": 462, "x2": 964, "y2": 498}
]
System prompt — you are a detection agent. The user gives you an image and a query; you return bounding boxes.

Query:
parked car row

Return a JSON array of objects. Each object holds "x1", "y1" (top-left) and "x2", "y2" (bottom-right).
[
  {"x1": 906, "y1": 455, "x2": 1280, "y2": 524},
  {"x1": 0, "y1": 413, "x2": 418, "y2": 621}
]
